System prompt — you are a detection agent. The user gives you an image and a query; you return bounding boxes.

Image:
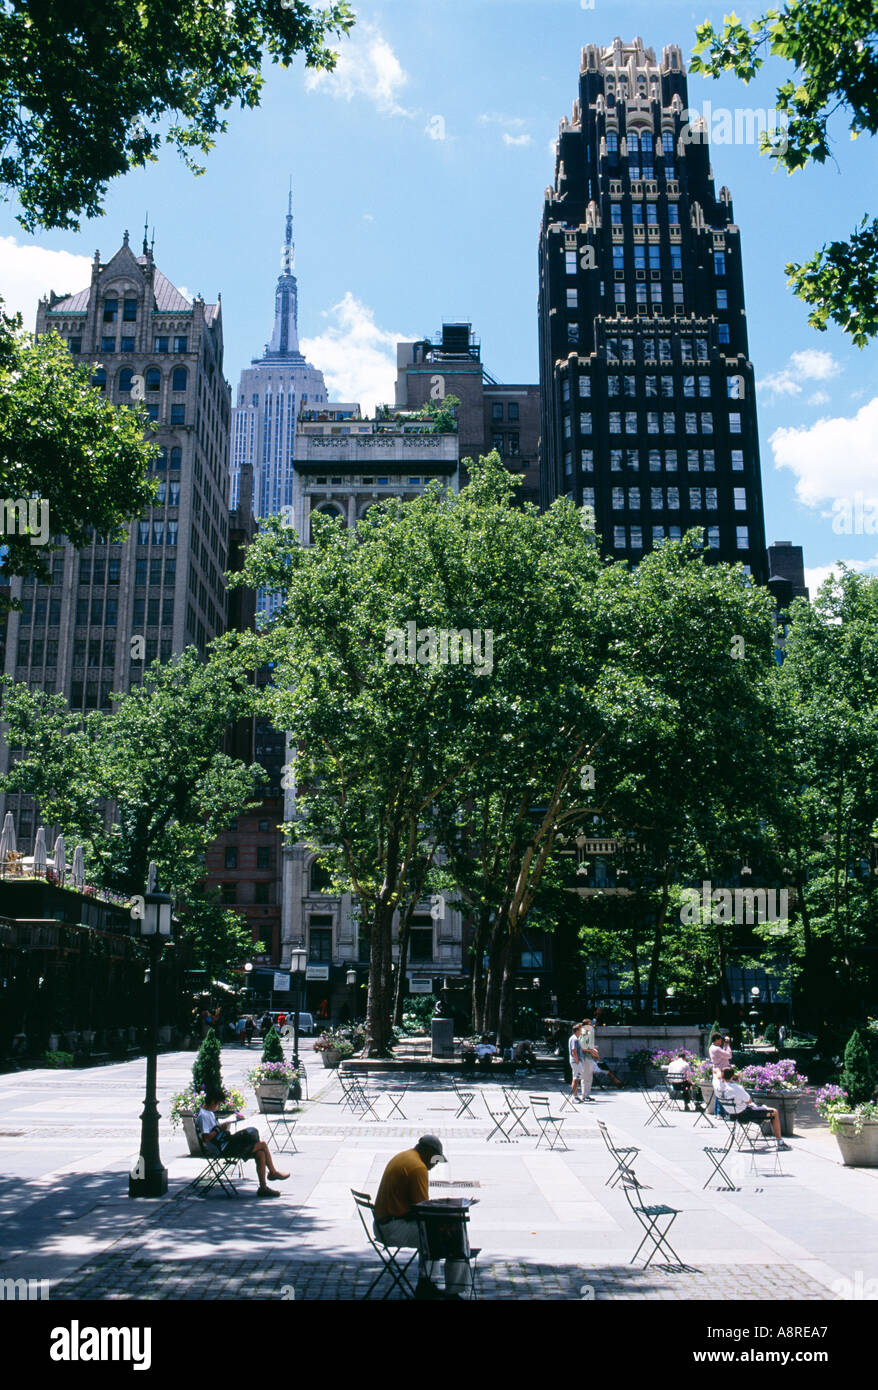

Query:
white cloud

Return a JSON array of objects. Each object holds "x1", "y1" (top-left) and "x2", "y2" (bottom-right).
[
  {"x1": 300, "y1": 293, "x2": 407, "y2": 417},
  {"x1": 503, "y1": 132, "x2": 533, "y2": 148},
  {"x1": 362, "y1": 213, "x2": 374, "y2": 222},
  {"x1": 304, "y1": 22, "x2": 411, "y2": 116},
  {"x1": 0, "y1": 236, "x2": 92, "y2": 326},
  {"x1": 479, "y1": 113, "x2": 527, "y2": 130},
  {"x1": 808, "y1": 390, "x2": 830, "y2": 406},
  {"x1": 770, "y1": 396, "x2": 878, "y2": 506},
  {"x1": 805, "y1": 556, "x2": 878, "y2": 595},
  {"x1": 761, "y1": 348, "x2": 841, "y2": 399}
]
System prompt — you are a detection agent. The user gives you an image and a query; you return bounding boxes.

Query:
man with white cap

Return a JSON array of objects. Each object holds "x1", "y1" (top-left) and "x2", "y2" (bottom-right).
[{"x1": 373, "y1": 1134, "x2": 467, "y2": 1299}]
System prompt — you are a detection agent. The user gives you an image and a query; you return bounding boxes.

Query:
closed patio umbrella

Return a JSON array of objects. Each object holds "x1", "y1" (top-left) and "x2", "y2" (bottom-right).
[
  {"x1": 53, "y1": 835, "x2": 66, "y2": 884},
  {"x1": 32, "y1": 826, "x2": 47, "y2": 877},
  {"x1": 0, "y1": 811, "x2": 16, "y2": 872},
  {"x1": 71, "y1": 845, "x2": 85, "y2": 889}
]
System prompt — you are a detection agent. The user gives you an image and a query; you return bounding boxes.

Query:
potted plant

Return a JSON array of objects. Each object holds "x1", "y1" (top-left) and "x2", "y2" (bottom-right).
[
  {"x1": 248, "y1": 1026, "x2": 297, "y2": 1110},
  {"x1": 738, "y1": 1058, "x2": 808, "y2": 1137},
  {"x1": 171, "y1": 1027, "x2": 245, "y2": 1154},
  {"x1": 626, "y1": 1048, "x2": 654, "y2": 1086},
  {"x1": 314, "y1": 1028, "x2": 355, "y2": 1069},
  {"x1": 816, "y1": 1032, "x2": 878, "y2": 1166},
  {"x1": 693, "y1": 1057, "x2": 717, "y2": 1108}
]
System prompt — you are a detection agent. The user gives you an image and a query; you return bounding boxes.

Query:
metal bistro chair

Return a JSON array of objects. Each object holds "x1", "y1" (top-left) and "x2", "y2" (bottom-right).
[
  {"x1": 452, "y1": 1079, "x2": 477, "y2": 1120},
  {"x1": 337, "y1": 1068, "x2": 361, "y2": 1113},
  {"x1": 258, "y1": 1094, "x2": 299, "y2": 1155},
  {"x1": 348, "y1": 1076, "x2": 384, "y2": 1122},
  {"x1": 484, "y1": 1093, "x2": 517, "y2": 1143},
  {"x1": 502, "y1": 1086, "x2": 534, "y2": 1138},
  {"x1": 641, "y1": 1087, "x2": 672, "y2": 1129},
  {"x1": 530, "y1": 1094, "x2": 569, "y2": 1152},
  {"x1": 619, "y1": 1168, "x2": 685, "y2": 1269},
  {"x1": 414, "y1": 1205, "x2": 481, "y2": 1300},
  {"x1": 715, "y1": 1099, "x2": 773, "y2": 1168},
  {"x1": 190, "y1": 1129, "x2": 243, "y2": 1199},
  {"x1": 351, "y1": 1190, "x2": 418, "y2": 1300},
  {"x1": 703, "y1": 1125, "x2": 739, "y2": 1190},
  {"x1": 556, "y1": 1085, "x2": 579, "y2": 1114},
  {"x1": 596, "y1": 1118, "x2": 641, "y2": 1189},
  {"x1": 384, "y1": 1084, "x2": 409, "y2": 1121}
]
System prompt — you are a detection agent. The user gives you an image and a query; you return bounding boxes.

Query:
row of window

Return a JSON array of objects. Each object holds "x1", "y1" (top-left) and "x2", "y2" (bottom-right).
[
  {"x1": 570, "y1": 410, "x2": 742, "y2": 436},
  {"x1": 568, "y1": 447, "x2": 745, "y2": 474},
  {"x1": 490, "y1": 402, "x2": 521, "y2": 422},
  {"x1": 603, "y1": 485, "x2": 748, "y2": 511},
  {"x1": 608, "y1": 524, "x2": 750, "y2": 551},
  {"x1": 220, "y1": 882, "x2": 274, "y2": 906},
  {"x1": 136, "y1": 520, "x2": 180, "y2": 545},
  {"x1": 223, "y1": 846, "x2": 274, "y2": 869}
]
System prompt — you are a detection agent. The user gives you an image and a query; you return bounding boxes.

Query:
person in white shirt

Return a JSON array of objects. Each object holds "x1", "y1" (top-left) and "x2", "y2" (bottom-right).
[
  {"x1": 666, "y1": 1055, "x2": 695, "y2": 1110},
  {"x1": 195, "y1": 1093, "x2": 290, "y2": 1196},
  {"x1": 578, "y1": 1019, "x2": 599, "y2": 1102},
  {"x1": 714, "y1": 1068, "x2": 788, "y2": 1144},
  {"x1": 568, "y1": 1024, "x2": 584, "y2": 1102}
]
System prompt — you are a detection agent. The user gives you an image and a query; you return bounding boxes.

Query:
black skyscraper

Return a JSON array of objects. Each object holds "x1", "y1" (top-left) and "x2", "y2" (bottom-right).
[{"x1": 539, "y1": 37, "x2": 768, "y2": 582}]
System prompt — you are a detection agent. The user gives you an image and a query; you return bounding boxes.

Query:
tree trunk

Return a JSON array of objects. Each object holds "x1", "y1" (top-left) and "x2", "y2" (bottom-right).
[
  {"x1": 644, "y1": 879, "x2": 670, "y2": 1018},
  {"x1": 482, "y1": 912, "x2": 508, "y2": 1035},
  {"x1": 393, "y1": 905, "x2": 414, "y2": 1026},
  {"x1": 469, "y1": 906, "x2": 490, "y2": 1035},
  {"x1": 496, "y1": 944, "x2": 517, "y2": 1048},
  {"x1": 364, "y1": 900, "x2": 394, "y2": 1056}
]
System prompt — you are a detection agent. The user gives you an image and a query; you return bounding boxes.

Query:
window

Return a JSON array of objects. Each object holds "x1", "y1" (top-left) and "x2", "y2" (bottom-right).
[
  {"x1": 607, "y1": 375, "x2": 620, "y2": 396},
  {"x1": 565, "y1": 249, "x2": 577, "y2": 275},
  {"x1": 119, "y1": 367, "x2": 134, "y2": 394},
  {"x1": 613, "y1": 526, "x2": 626, "y2": 549},
  {"x1": 701, "y1": 412, "x2": 713, "y2": 434},
  {"x1": 718, "y1": 323, "x2": 730, "y2": 345},
  {"x1": 731, "y1": 449, "x2": 744, "y2": 472},
  {"x1": 683, "y1": 376, "x2": 695, "y2": 398},
  {"x1": 581, "y1": 449, "x2": 594, "y2": 471},
  {"x1": 508, "y1": 401, "x2": 520, "y2": 420},
  {"x1": 568, "y1": 322, "x2": 580, "y2": 342},
  {"x1": 152, "y1": 520, "x2": 164, "y2": 545},
  {"x1": 172, "y1": 366, "x2": 187, "y2": 391},
  {"x1": 309, "y1": 923, "x2": 333, "y2": 963},
  {"x1": 577, "y1": 377, "x2": 590, "y2": 398},
  {"x1": 628, "y1": 487, "x2": 640, "y2": 510},
  {"x1": 101, "y1": 336, "x2": 116, "y2": 353},
  {"x1": 733, "y1": 487, "x2": 747, "y2": 511},
  {"x1": 653, "y1": 525, "x2": 665, "y2": 543},
  {"x1": 659, "y1": 338, "x2": 672, "y2": 361},
  {"x1": 170, "y1": 404, "x2": 185, "y2": 425},
  {"x1": 661, "y1": 376, "x2": 674, "y2": 397},
  {"x1": 580, "y1": 412, "x2": 592, "y2": 433},
  {"x1": 612, "y1": 246, "x2": 625, "y2": 272},
  {"x1": 409, "y1": 917, "x2": 434, "y2": 963},
  {"x1": 154, "y1": 335, "x2": 170, "y2": 353},
  {"x1": 156, "y1": 481, "x2": 167, "y2": 505},
  {"x1": 145, "y1": 368, "x2": 161, "y2": 392},
  {"x1": 644, "y1": 376, "x2": 657, "y2": 397},
  {"x1": 174, "y1": 335, "x2": 188, "y2": 353},
  {"x1": 625, "y1": 411, "x2": 637, "y2": 433},
  {"x1": 582, "y1": 487, "x2": 595, "y2": 508},
  {"x1": 562, "y1": 379, "x2": 571, "y2": 403},
  {"x1": 714, "y1": 251, "x2": 726, "y2": 276},
  {"x1": 609, "y1": 412, "x2": 621, "y2": 433},
  {"x1": 668, "y1": 203, "x2": 679, "y2": 224},
  {"x1": 169, "y1": 481, "x2": 180, "y2": 506},
  {"x1": 606, "y1": 338, "x2": 619, "y2": 361},
  {"x1": 105, "y1": 596, "x2": 117, "y2": 626},
  {"x1": 626, "y1": 448, "x2": 639, "y2": 469},
  {"x1": 221, "y1": 882, "x2": 237, "y2": 905},
  {"x1": 613, "y1": 284, "x2": 625, "y2": 305},
  {"x1": 612, "y1": 487, "x2": 625, "y2": 510},
  {"x1": 630, "y1": 525, "x2": 643, "y2": 549},
  {"x1": 145, "y1": 403, "x2": 158, "y2": 422},
  {"x1": 729, "y1": 412, "x2": 742, "y2": 434},
  {"x1": 137, "y1": 521, "x2": 150, "y2": 545},
  {"x1": 689, "y1": 488, "x2": 702, "y2": 510},
  {"x1": 705, "y1": 488, "x2": 718, "y2": 510},
  {"x1": 687, "y1": 449, "x2": 699, "y2": 471},
  {"x1": 564, "y1": 452, "x2": 573, "y2": 476},
  {"x1": 649, "y1": 449, "x2": 661, "y2": 472},
  {"x1": 685, "y1": 412, "x2": 697, "y2": 434},
  {"x1": 120, "y1": 336, "x2": 135, "y2": 353},
  {"x1": 170, "y1": 447, "x2": 182, "y2": 470},
  {"x1": 707, "y1": 526, "x2": 720, "y2": 549},
  {"x1": 663, "y1": 411, "x2": 675, "y2": 433},
  {"x1": 634, "y1": 244, "x2": 646, "y2": 271},
  {"x1": 606, "y1": 130, "x2": 619, "y2": 154},
  {"x1": 162, "y1": 594, "x2": 174, "y2": 622},
  {"x1": 610, "y1": 450, "x2": 623, "y2": 471},
  {"x1": 108, "y1": 558, "x2": 120, "y2": 583},
  {"x1": 703, "y1": 449, "x2": 715, "y2": 471},
  {"x1": 696, "y1": 337, "x2": 708, "y2": 359},
  {"x1": 79, "y1": 558, "x2": 91, "y2": 584},
  {"x1": 699, "y1": 376, "x2": 711, "y2": 398},
  {"x1": 256, "y1": 846, "x2": 271, "y2": 870},
  {"x1": 651, "y1": 487, "x2": 663, "y2": 509},
  {"x1": 736, "y1": 526, "x2": 749, "y2": 550},
  {"x1": 667, "y1": 487, "x2": 680, "y2": 509},
  {"x1": 567, "y1": 288, "x2": 578, "y2": 309},
  {"x1": 646, "y1": 411, "x2": 659, "y2": 434},
  {"x1": 646, "y1": 203, "x2": 658, "y2": 225},
  {"x1": 716, "y1": 289, "x2": 728, "y2": 310},
  {"x1": 103, "y1": 298, "x2": 118, "y2": 323},
  {"x1": 491, "y1": 402, "x2": 504, "y2": 422},
  {"x1": 224, "y1": 845, "x2": 238, "y2": 869},
  {"x1": 123, "y1": 298, "x2": 137, "y2": 321},
  {"x1": 611, "y1": 203, "x2": 622, "y2": 225}
]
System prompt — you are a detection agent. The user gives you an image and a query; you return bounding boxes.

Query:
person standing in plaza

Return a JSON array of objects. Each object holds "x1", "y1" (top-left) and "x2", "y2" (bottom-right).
[
  {"x1": 579, "y1": 1018, "x2": 598, "y2": 1102},
  {"x1": 373, "y1": 1136, "x2": 467, "y2": 1300},
  {"x1": 709, "y1": 1032, "x2": 733, "y2": 1116},
  {"x1": 569, "y1": 1022, "x2": 584, "y2": 1103}
]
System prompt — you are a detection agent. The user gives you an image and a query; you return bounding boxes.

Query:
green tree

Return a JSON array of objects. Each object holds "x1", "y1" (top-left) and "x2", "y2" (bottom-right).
[
  {"x1": 0, "y1": 647, "x2": 263, "y2": 898},
  {"x1": 0, "y1": 1, "x2": 355, "y2": 231},
  {"x1": 0, "y1": 308, "x2": 157, "y2": 608},
  {"x1": 261, "y1": 1025, "x2": 285, "y2": 1065},
  {"x1": 840, "y1": 1029, "x2": 875, "y2": 1105},
  {"x1": 175, "y1": 891, "x2": 260, "y2": 987},
  {"x1": 691, "y1": 1, "x2": 878, "y2": 345},
  {"x1": 192, "y1": 1027, "x2": 223, "y2": 1097}
]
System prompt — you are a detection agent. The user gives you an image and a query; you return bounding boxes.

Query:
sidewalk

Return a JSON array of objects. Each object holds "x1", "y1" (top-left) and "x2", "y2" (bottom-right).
[{"x1": 0, "y1": 1051, "x2": 873, "y2": 1300}]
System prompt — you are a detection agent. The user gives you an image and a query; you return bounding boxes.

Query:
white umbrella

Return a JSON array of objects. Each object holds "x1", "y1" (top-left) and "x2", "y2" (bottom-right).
[
  {"x1": 147, "y1": 861, "x2": 158, "y2": 892},
  {"x1": 0, "y1": 811, "x2": 16, "y2": 872},
  {"x1": 53, "y1": 834, "x2": 66, "y2": 884},
  {"x1": 32, "y1": 826, "x2": 47, "y2": 878},
  {"x1": 71, "y1": 845, "x2": 85, "y2": 889}
]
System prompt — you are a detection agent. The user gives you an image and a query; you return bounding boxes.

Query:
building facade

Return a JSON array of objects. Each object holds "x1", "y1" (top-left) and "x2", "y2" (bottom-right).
[
  {"x1": 396, "y1": 322, "x2": 541, "y2": 505},
  {"x1": 0, "y1": 232, "x2": 232, "y2": 844},
  {"x1": 539, "y1": 37, "x2": 768, "y2": 582}
]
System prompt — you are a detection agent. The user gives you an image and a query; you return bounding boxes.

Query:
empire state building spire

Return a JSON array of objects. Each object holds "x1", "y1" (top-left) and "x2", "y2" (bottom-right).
[{"x1": 267, "y1": 185, "x2": 301, "y2": 357}]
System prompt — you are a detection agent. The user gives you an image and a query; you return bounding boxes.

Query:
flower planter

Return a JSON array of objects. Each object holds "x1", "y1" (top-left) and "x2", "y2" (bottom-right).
[
  {"x1": 697, "y1": 1080, "x2": 715, "y2": 1109},
  {"x1": 319, "y1": 1048, "x2": 342, "y2": 1069},
  {"x1": 750, "y1": 1089, "x2": 803, "y2": 1138},
  {"x1": 831, "y1": 1116, "x2": 878, "y2": 1167},
  {"x1": 181, "y1": 1115, "x2": 202, "y2": 1156},
  {"x1": 255, "y1": 1081, "x2": 290, "y2": 1112}
]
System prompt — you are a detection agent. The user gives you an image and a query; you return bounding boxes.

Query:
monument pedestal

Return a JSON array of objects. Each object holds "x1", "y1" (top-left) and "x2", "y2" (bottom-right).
[{"x1": 431, "y1": 1017, "x2": 454, "y2": 1059}]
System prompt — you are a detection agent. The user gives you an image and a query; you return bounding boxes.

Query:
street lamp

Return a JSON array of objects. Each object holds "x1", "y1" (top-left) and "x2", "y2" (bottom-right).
[
  {"x1": 289, "y1": 943, "x2": 307, "y2": 1078},
  {"x1": 129, "y1": 890, "x2": 173, "y2": 1199}
]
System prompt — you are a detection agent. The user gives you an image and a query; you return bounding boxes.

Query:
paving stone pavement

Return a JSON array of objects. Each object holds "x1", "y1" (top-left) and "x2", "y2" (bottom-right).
[{"x1": 1, "y1": 1051, "x2": 875, "y2": 1301}]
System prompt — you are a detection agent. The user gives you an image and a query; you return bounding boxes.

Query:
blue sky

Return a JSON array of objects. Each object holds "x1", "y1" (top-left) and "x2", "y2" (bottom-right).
[{"x1": 1, "y1": 0, "x2": 875, "y2": 591}]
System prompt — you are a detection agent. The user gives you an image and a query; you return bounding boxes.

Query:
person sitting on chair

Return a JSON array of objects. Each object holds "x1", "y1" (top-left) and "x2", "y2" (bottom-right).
[
  {"x1": 195, "y1": 1093, "x2": 290, "y2": 1198},
  {"x1": 666, "y1": 1055, "x2": 696, "y2": 1109},
  {"x1": 714, "y1": 1068, "x2": 790, "y2": 1147},
  {"x1": 373, "y1": 1135, "x2": 468, "y2": 1300},
  {"x1": 512, "y1": 1040, "x2": 538, "y2": 1072}
]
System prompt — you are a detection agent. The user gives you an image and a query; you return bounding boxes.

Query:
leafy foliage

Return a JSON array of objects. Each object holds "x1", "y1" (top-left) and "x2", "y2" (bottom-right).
[
  {"x1": 691, "y1": 1, "x2": 878, "y2": 344},
  {"x1": 191, "y1": 1028, "x2": 223, "y2": 1098},
  {"x1": 0, "y1": 1, "x2": 355, "y2": 230},
  {"x1": 840, "y1": 1029, "x2": 875, "y2": 1106},
  {"x1": 261, "y1": 1026, "x2": 285, "y2": 1066}
]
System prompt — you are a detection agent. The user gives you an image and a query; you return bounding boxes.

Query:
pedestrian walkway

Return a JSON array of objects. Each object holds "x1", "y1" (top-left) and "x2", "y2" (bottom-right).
[{"x1": 0, "y1": 1052, "x2": 874, "y2": 1300}]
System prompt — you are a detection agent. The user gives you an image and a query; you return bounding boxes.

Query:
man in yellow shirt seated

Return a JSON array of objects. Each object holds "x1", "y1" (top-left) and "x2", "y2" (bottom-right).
[{"x1": 373, "y1": 1135, "x2": 467, "y2": 1300}]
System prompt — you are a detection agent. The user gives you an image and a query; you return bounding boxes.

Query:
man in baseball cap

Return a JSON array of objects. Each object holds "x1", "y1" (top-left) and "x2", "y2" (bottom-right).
[{"x1": 373, "y1": 1135, "x2": 466, "y2": 1299}]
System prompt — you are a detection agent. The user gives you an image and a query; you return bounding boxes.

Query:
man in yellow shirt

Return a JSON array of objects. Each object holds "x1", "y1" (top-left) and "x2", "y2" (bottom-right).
[{"x1": 373, "y1": 1135, "x2": 467, "y2": 1299}]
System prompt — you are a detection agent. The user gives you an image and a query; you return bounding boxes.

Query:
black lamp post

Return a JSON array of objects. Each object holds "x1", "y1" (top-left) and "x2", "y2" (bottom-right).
[
  {"x1": 129, "y1": 890, "x2": 173, "y2": 1198},
  {"x1": 289, "y1": 943, "x2": 307, "y2": 1077}
]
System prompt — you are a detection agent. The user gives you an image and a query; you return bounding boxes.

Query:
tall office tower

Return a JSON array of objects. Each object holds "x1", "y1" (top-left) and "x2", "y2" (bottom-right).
[
  {"x1": 0, "y1": 231, "x2": 232, "y2": 845},
  {"x1": 229, "y1": 193, "x2": 332, "y2": 526},
  {"x1": 539, "y1": 37, "x2": 768, "y2": 581},
  {"x1": 396, "y1": 322, "x2": 541, "y2": 505}
]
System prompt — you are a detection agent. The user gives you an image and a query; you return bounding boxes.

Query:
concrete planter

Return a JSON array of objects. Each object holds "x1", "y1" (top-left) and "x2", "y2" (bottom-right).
[
  {"x1": 255, "y1": 1081, "x2": 290, "y2": 1112},
  {"x1": 320, "y1": 1049, "x2": 343, "y2": 1069},
  {"x1": 181, "y1": 1115, "x2": 202, "y2": 1156},
  {"x1": 831, "y1": 1116, "x2": 878, "y2": 1167},
  {"x1": 750, "y1": 1089, "x2": 803, "y2": 1138},
  {"x1": 697, "y1": 1080, "x2": 715, "y2": 1108}
]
